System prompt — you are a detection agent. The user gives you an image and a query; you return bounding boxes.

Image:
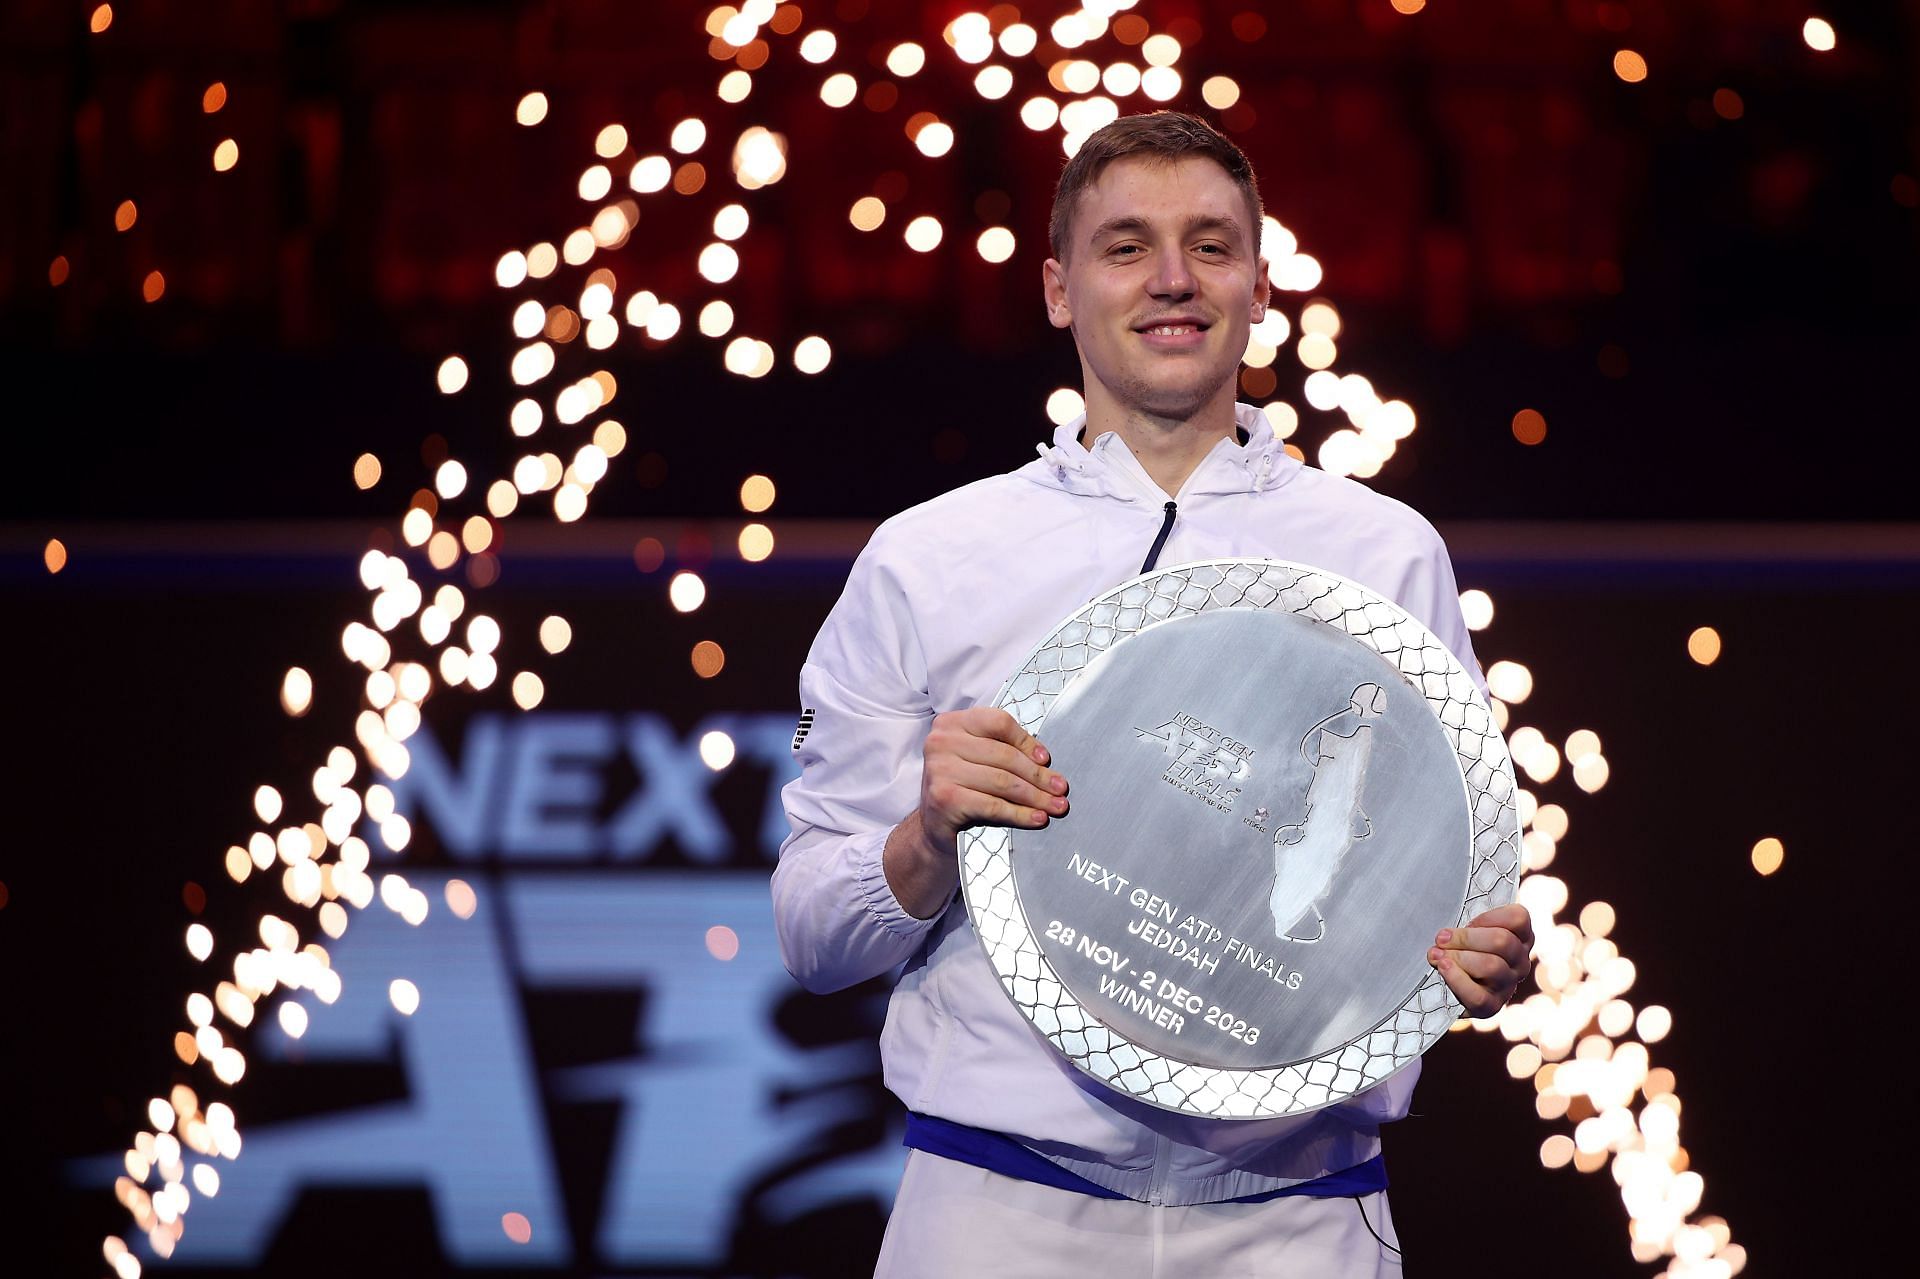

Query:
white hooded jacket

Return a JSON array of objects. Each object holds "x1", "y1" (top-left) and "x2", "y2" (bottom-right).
[{"x1": 774, "y1": 402, "x2": 1484, "y2": 1205}]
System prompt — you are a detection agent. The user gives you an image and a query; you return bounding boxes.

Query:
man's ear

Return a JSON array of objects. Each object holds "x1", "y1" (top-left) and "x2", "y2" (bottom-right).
[
  {"x1": 1042, "y1": 257, "x2": 1073, "y2": 330},
  {"x1": 1252, "y1": 257, "x2": 1271, "y2": 321}
]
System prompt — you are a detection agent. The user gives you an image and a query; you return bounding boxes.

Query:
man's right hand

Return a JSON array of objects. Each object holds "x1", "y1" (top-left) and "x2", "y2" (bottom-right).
[{"x1": 883, "y1": 708, "x2": 1070, "y2": 920}]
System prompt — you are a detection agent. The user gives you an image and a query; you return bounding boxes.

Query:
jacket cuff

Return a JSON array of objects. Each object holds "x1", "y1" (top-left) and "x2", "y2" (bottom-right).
[{"x1": 854, "y1": 826, "x2": 949, "y2": 937}]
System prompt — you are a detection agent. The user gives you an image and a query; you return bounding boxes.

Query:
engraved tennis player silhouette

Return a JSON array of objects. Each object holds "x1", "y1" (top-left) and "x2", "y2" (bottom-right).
[{"x1": 1265, "y1": 683, "x2": 1388, "y2": 943}]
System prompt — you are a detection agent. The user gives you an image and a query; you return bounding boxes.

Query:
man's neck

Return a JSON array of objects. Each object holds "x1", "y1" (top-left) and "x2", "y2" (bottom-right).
[{"x1": 1082, "y1": 393, "x2": 1238, "y2": 500}]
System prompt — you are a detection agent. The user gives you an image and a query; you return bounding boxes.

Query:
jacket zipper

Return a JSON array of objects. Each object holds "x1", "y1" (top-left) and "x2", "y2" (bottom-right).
[
  {"x1": 1146, "y1": 1129, "x2": 1173, "y2": 1206},
  {"x1": 1139, "y1": 500, "x2": 1178, "y2": 573}
]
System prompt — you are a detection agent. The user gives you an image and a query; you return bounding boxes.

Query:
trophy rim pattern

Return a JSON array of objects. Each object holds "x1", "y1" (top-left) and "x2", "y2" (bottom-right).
[{"x1": 958, "y1": 556, "x2": 1521, "y2": 1120}]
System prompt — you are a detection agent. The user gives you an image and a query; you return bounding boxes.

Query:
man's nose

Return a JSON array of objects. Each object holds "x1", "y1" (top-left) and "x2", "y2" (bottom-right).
[{"x1": 1149, "y1": 248, "x2": 1195, "y2": 300}]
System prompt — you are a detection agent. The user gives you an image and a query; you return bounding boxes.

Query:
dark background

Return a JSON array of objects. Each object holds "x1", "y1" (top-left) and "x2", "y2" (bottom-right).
[{"x1": 4, "y1": 0, "x2": 1917, "y2": 1274}]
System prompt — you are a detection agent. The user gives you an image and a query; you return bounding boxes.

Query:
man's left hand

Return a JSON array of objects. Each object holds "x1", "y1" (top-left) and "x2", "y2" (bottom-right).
[{"x1": 1428, "y1": 904, "x2": 1534, "y2": 1018}]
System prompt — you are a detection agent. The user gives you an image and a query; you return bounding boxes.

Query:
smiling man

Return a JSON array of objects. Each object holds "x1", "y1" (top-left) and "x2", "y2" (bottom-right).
[
  {"x1": 775, "y1": 112, "x2": 1532, "y2": 1277},
  {"x1": 1042, "y1": 137, "x2": 1267, "y2": 494}
]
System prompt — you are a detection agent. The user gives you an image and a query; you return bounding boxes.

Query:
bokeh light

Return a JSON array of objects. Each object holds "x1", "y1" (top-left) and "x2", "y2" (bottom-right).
[
  {"x1": 669, "y1": 571, "x2": 706, "y2": 613},
  {"x1": 886, "y1": 42, "x2": 926, "y2": 77},
  {"x1": 1000, "y1": 23, "x2": 1038, "y2": 56},
  {"x1": 820, "y1": 73, "x2": 857, "y2": 108},
  {"x1": 1046, "y1": 387, "x2": 1085, "y2": 426},
  {"x1": 594, "y1": 123, "x2": 628, "y2": 157},
  {"x1": 793, "y1": 335, "x2": 832, "y2": 374},
  {"x1": 904, "y1": 216, "x2": 943, "y2": 252},
  {"x1": 445, "y1": 879, "x2": 478, "y2": 919},
  {"x1": 976, "y1": 227, "x2": 1016, "y2": 263},
  {"x1": 914, "y1": 121, "x2": 955, "y2": 158},
  {"x1": 698, "y1": 729, "x2": 736, "y2": 770},
  {"x1": 698, "y1": 300, "x2": 736, "y2": 337},
  {"x1": 1486, "y1": 660, "x2": 1534, "y2": 703},
  {"x1": 739, "y1": 474, "x2": 776, "y2": 512},
  {"x1": 1021, "y1": 97, "x2": 1060, "y2": 131},
  {"x1": 1459, "y1": 589, "x2": 1495, "y2": 631},
  {"x1": 1200, "y1": 76, "x2": 1241, "y2": 109},
  {"x1": 630, "y1": 155, "x2": 671, "y2": 192},
  {"x1": 670, "y1": 118, "x2": 707, "y2": 153},
  {"x1": 435, "y1": 460, "x2": 468, "y2": 499},
  {"x1": 738, "y1": 523, "x2": 774, "y2": 562},
  {"x1": 280, "y1": 667, "x2": 313, "y2": 717},
  {"x1": 691, "y1": 640, "x2": 726, "y2": 678},
  {"x1": 975, "y1": 66, "x2": 1013, "y2": 99},
  {"x1": 697, "y1": 242, "x2": 739, "y2": 283}
]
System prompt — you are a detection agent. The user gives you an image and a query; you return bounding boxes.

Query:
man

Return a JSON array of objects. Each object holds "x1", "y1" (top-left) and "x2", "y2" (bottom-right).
[{"x1": 774, "y1": 111, "x2": 1531, "y2": 1276}]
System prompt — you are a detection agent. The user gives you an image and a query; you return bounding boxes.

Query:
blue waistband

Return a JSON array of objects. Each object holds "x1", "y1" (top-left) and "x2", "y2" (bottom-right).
[{"x1": 903, "y1": 1112, "x2": 1388, "y2": 1204}]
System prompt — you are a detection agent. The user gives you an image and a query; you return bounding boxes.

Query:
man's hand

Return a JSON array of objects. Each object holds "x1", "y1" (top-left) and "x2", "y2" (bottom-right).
[
  {"x1": 884, "y1": 708, "x2": 1069, "y2": 920},
  {"x1": 1428, "y1": 903, "x2": 1534, "y2": 1018}
]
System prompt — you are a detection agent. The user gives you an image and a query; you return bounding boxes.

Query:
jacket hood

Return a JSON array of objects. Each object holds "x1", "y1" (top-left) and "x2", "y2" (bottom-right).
[{"x1": 1027, "y1": 401, "x2": 1301, "y2": 502}]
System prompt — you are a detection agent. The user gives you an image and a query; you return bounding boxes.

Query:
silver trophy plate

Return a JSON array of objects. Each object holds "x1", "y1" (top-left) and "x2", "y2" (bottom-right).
[{"x1": 959, "y1": 559, "x2": 1520, "y2": 1119}]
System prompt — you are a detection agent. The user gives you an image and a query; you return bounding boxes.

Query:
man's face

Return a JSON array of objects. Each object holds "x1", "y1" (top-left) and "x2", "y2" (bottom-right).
[{"x1": 1043, "y1": 154, "x2": 1269, "y2": 426}]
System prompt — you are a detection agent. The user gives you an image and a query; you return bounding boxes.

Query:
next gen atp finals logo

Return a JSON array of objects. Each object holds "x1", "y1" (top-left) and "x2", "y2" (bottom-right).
[{"x1": 77, "y1": 712, "x2": 903, "y2": 1270}]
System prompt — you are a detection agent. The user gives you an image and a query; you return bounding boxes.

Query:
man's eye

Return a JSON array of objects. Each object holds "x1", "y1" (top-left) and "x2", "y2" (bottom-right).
[
  {"x1": 1195, "y1": 243, "x2": 1227, "y2": 256},
  {"x1": 1111, "y1": 244, "x2": 1143, "y2": 257}
]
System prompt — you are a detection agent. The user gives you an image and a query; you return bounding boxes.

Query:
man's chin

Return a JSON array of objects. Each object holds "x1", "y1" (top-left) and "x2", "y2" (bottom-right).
[{"x1": 1117, "y1": 375, "x2": 1232, "y2": 424}]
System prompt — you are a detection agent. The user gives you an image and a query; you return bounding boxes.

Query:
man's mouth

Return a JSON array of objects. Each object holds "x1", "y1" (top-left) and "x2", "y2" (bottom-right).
[{"x1": 1134, "y1": 318, "x2": 1210, "y2": 337}]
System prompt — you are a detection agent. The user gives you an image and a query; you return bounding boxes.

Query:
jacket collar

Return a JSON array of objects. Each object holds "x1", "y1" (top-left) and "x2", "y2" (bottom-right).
[{"x1": 1031, "y1": 402, "x2": 1299, "y2": 501}]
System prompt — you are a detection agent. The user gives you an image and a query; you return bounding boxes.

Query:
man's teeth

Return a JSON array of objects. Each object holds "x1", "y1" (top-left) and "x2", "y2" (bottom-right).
[{"x1": 1144, "y1": 325, "x2": 1198, "y2": 335}]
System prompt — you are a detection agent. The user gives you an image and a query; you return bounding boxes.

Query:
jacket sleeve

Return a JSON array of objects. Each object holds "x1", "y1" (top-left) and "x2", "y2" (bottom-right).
[
  {"x1": 772, "y1": 536, "x2": 948, "y2": 994},
  {"x1": 1397, "y1": 522, "x2": 1488, "y2": 702}
]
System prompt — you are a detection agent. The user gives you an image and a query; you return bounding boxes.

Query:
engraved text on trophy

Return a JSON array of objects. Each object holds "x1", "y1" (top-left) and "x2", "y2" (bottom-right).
[
  {"x1": 1131, "y1": 712, "x2": 1254, "y2": 815},
  {"x1": 1262, "y1": 683, "x2": 1388, "y2": 944}
]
